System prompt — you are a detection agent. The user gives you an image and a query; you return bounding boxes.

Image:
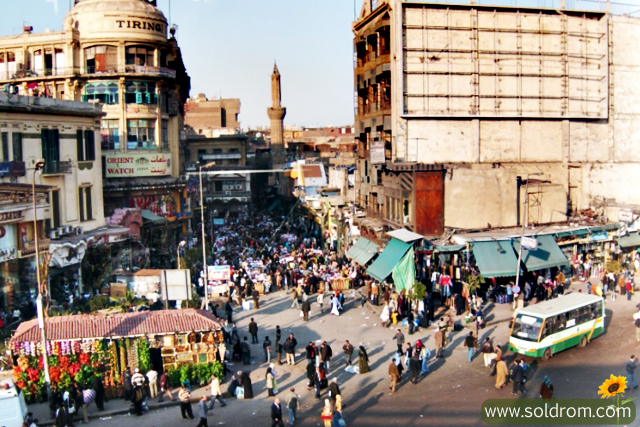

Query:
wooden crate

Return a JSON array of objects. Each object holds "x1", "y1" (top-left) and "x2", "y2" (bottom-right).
[
  {"x1": 254, "y1": 283, "x2": 265, "y2": 295},
  {"x1": 331, "y1": 278, "x2": 351, "y2": 291}
]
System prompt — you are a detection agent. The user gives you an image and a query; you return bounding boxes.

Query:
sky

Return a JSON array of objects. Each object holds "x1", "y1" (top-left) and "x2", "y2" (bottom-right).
[{"x1": 0, "y1": 0, "x2": 359, "y2": 128}]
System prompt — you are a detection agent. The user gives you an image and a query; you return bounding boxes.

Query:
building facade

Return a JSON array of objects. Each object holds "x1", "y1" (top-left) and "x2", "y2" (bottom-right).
[
  {"x1": 0, "y1": 0, "x2": 192, "y2": 267},
  {"x1": 354, "y1": 0, "x2": 640, "y2": 236},
  {"x1": 0, "y1": 93, "x2": 107, "y2": 314},
  {"x1": 185, "y1": 95, "x2": 241, "y2": 136}
]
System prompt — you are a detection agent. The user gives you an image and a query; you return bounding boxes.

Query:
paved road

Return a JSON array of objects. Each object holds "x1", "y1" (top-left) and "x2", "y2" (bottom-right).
[{"x1": 32, "y1": 284, "x2": 640, "y2": 427}]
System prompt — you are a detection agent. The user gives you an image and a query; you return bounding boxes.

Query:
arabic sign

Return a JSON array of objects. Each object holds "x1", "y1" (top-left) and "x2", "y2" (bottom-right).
[
  {"x1": 0, "y1": 161, "x2": 25, "y2": 177},
  {"x1": 207, "y1": 265, "x2": 231, "y2": 282},
  {"x1": 370, "y1": 141, "x2": 385, "y2": 164},
  {"x1": 521, "y1": 236, "x2": 538, "y2": 251},
  {"x1": 619, "y1": 210, "x2": 634, "y2": 223},
  {"x1": 105, "y1": 153, "x2": 171, "y2": 178}
]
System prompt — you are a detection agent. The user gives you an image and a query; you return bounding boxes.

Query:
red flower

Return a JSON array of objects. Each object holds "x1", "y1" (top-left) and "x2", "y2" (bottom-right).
[
  {"x1": 68, "y1": 363, "x2": 81, "y2": 376},
  {"x1": 58, "y1": 356, "x2": 70, "y2": 369},
  {"x1": 26, "y1": 368, "x2": 40, "y2": 383},
  {"x1": 16, "y1": 380, "x2": 26, "y2": 389},
  {"x1": 79, "y1": 353, "x2": 90, "y2": 366},
  {"x1": 49, "y1": 366, "x2": 61, "y2": 384},
  {"x1": 37, "y1": 357, "x2": 44, "y2": 369}
]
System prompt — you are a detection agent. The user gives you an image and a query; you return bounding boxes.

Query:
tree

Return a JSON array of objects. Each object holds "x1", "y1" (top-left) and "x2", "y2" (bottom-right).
[
  {"x1": 467, "y1": 272, "x2": 485, "y2": 296},
  {"x1": 81, "y1": 244, "x2": 112, "y2": 294},
  {"x1": 407, "y1": 281, "x2": 427, "y2": 302}
]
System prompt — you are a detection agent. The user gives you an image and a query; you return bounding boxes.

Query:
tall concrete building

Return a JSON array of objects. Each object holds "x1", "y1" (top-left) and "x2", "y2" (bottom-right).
[
  {"x1": 267, "y1": 64, "x2": 286, "y2": 159},
  {"x1": 353, "y1": 0, "x2": 640, "y2": 236}
]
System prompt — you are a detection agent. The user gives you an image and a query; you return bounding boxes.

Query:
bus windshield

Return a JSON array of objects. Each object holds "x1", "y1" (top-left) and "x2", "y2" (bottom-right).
[{"x1": 511, "y1": 314, "x2": 543, "y2": 342}]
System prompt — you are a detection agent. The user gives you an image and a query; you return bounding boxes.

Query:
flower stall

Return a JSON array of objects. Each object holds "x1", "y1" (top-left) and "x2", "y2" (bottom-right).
[{"x1": 9, "y1": 309, "x2": 222, "y2": 403}]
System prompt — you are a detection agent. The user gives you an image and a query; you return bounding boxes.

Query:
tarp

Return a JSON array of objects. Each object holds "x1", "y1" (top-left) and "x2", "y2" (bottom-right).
[
  {"x1": 471, "y1": 240, "x2": 518, "y2": 278},
  {"x1": 620, "y1": 232, "x2": 640, "y2": 248},
  {"x1": 345, "y1": 237, "x2": 379, "y2": 266},
  {"x1": 367, "y1": 238, "x2": 412, "y2": 282},
  {"x1": 386, "y1": 228, "x2": 424, "y2": 243},
  {"x1": 141, "y1": 209, "x2": 166, "y2": 224},
  {"x1": 512, "y1": 235, "x2": 570, "y2": 271},
  {"x1": 435, "y1": 244, "x2": 465, "y2": 253},
  {"x1": 392, "y1": 246, "x2": 415, "y2": 292}
]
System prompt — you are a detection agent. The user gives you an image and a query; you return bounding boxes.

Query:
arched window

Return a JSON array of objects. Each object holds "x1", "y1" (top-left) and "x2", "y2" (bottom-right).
[{"x1": 85, "y1": 46, "x2": 117, "y2": 74}]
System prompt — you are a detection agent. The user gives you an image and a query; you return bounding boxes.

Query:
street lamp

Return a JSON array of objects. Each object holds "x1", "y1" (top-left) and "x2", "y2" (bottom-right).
[
  {"x1": 32, "y1": 159, "x2": 51, "y2": 401},
  {"x1": 177, "y1": 240, "x2": 186, "y2": 269},
  {"x1": 514, "y1": 172, "x2": 543, "y2": 301},
  {"x1": 199, "y1": 161, "x2": 216, "y2": 309}
]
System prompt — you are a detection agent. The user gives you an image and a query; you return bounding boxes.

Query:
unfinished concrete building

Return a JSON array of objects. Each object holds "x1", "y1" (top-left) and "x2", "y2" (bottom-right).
[
  {"x1": 354, "y1": 0, "x2": 640, "y2": 236},
  {"x1": 184, "y1": 94, "x2": 240, "y2": 136}
]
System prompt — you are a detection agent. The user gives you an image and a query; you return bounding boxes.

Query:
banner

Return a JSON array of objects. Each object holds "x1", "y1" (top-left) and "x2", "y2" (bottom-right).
[
  {"x1": 105, "y1": 153, "x2": 171, "y2": 178},
  {"x1": 207, "y1": 265, "x2": 231, "y2": 282},
  {"x1": 392, "y1": 246, "x2": 415, "y2": 292}
]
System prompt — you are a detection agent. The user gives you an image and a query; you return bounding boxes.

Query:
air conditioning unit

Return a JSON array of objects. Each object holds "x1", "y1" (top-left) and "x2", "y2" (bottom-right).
[
  {"x1": 63, "y1": 225, "x2": 73, "y2": 235},
  {"x1": 235, "y1": 185, "x2": 242, "y2": 190},
  {"x1": 179, "y1": 175, "x2": 188, "y2": 182},
  {"x1": 56, "y1": 227, "x2": 65, "y2": 236},
  {"x1": 48, "y1": 229, "x2": 60, "y2": 240},
  {"x1": 75, "y1": 226, "x2": 84, "y2": 235},
  {"x1": 224, "y1": 191, "x2": 231, "y2": 195}
]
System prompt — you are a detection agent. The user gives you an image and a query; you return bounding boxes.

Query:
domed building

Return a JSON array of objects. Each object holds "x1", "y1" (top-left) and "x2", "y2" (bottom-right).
[{"x1": 0, "y1": 0, "x2": 191, "y2": 303}]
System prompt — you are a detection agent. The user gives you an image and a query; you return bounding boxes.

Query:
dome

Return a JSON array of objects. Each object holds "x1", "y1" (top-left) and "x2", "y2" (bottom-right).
[{"x1": 65, "y1": 0, "x2": 168, "y2": 43}]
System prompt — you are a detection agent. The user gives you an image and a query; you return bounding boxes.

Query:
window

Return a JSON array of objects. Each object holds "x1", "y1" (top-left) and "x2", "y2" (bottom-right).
[
  {"x1": 76, "y1": 129, "x2": 96, "y2": 161},
  {"x1": 85, "y1": 46, "x2": 117, "y2": 73},
  {"x1": 78, "y1": 187, "x2": 93, "y2": 222},
  {"x1": 12, "y1": 133, "x2": 22, "y2": 162},
  {"x1": 124, "y1": 81, "x2": 157, "y2": 104},
  {"x1": 220, "y1": 107, "x2": 227, "y2": 128},
  {"x1": 83, "y1": 81, "x2": 119, "y2": 104},
  {"x1": 101, "y1": 119, "x2": 120, "y2": 151},
  {"x1": 229, "y1": 148, "x2": 239, "y2": 154},
  {"x1": 161, "y1": 119, "x2": 169, "y2": 150},
  {"x1": 41, "y1": 129, "x2": 60, "y2": 173},
  {"x1": 127, "y1": 119, "x2": 156, "y2": 150},
  {"x1": 125, "y1": 46, "x2": 154, "y2": 67},
  {"x1": 47, "y1": 190, "x2": 61, "y2": 230},
  {"x1": 511, "y1": 314, "x2": 542, "y2": 342},
  {"x1": 1, "y1": 133, "x2": 8, "y2": 162}
]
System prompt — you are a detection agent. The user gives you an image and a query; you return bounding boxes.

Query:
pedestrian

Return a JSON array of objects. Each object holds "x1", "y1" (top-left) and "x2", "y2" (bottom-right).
[
  {"x1": 464, "y1": 332, "x2": 476, "y2": 362},
  {"x1": 93, "y1": 373, "x2": 105, "y2": 411},
  {"x1": 275, "y1": 339, "x2": 283, "y2": 365},
  {"x1": 333, "y1": 395, "x2": 344, "y2": 426},
  {"x1": 146, "y1": 368, "x2": 158, "y2": 399},
  {"x1": 540, "y1": 375, "x2": 554, "y2": 403},
  {"x1": 290, "y1": 287, "x2": 300, "y2": 309},
  {"x1": 195, "y1": 395, "x2": 209, "y2": 427},
  {"x1": 388, "y1": 358, "x2": 400, "y2": 392},
  {"x1": 409, "y1": 355, "x2": 421, "y2": 384},
  {"x1": 249, "y1": 318, "x2": 259, "y2": 344},
  {"x1": 285, "y1": 334, "x2": 297, "y2": 365},
  {"x1": 317, "y1": 292, "x2": 324, "y2": 313},
  {"x1": 240, "y1": 336, "x2": 251, "y2": 365},
  {"x1": 328, "y1": 378, "x2": 341, "y2": 404},
  {"x1": 509, "y1": 360, "x2": 525, "y2": 396},
  {"x1": 62, "y1": 389, "x2": 75, "y2": 427},
  {"x1": 320, "y1": 341, "x2": 333, "y2": 372},
  {"x1": 434, "y1": 327, "x2": 444, "y2": 358},
  {"x1": 495, "y1": 357, "x2": 508, "y2": 389},
  {"x1": 627, "y1": 355, "x2": 639, "y2": 389},
  {"x1": 131, "y1": 368, "x2": 145, "y2": 388},
  {"x1": 54, "y1": 402, "x2": 67, "y2": 427},
  {"x1": 179, "y1": 383, "x2": 195, "y2": 419},
  {"x1": 392, "y1": 328, "x2": 405, "y2": 355},
  {"x1": 481, "y1": 337, "x2": 494, "y2": 367},
  {"x1": 358, "y1": 345, "x2": 370, "y2": 374},
  {"x1": 408, "y1": 310, "x2": 415, "y2": 335},
  {"x1": 301, "y1": 299, "x2": 311, "y2": 321},
  {"x1": 231, "y1": 322, "x2": 240, "y2": 343},
  {"x1": 158, "y1": 371, "x2": 174, "y2": 402},
  {"x1": 238, "y1": 371, "x2": 254, "y2": 399},
  {"x1": 208, "y1": 375, "x2": 226, "y2": 409},
  {"x1": 271, "y1": 398, "x2": 285, "y2": 427},
  {"x1": 123, "y1": 367, "x2": 132, "y2": 401},
  {"x1": 330, "y1": 294, "x2": 342, "y2": 316},
  {"x1": 81, "y1": 388, "x2": 96, "y2": 423},
  {"x1": 266, "y1": 367, "x2": 276, "y2": 397},
  {"x1": 276, "y1": 325, "x2": 282, "y2": 344},
  {"x1": 342, "y1": 340, "x2": 354, "y2": 366},
  {"x1": 263, "y1": 336, "x2": 272, "y2": 363},
  {"x1": 306, "y1": 361, "x2": 316, "y2": 390},
  {"x1": 380, "y1": 304, "x2": 390, "y2": 327},
  {"x1": 314, "y1": 367, "x2": 322, "y2": 399},
  {"x1": 320, "y1": 399, "x2": 333, "y2": 427},
  {"x1": 252, "y1": 287, "x2": 260, "y2": 309},
  {"x1": 419, "y1": 344, "x2": 431, "y2": 374},
  {"x1": 285, "y1": 388, "x2": 299, "y2": 426}
]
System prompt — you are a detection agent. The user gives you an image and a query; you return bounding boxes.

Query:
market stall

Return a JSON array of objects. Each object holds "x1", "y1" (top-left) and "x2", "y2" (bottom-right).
[{"x1": 9, "y1": 309, "x2": 222, "y2": 403}]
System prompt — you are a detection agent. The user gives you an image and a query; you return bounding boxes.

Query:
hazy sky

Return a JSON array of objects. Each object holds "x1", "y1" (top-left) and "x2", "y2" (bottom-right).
[{"x1": 0, "y1": 0, "x2": 358, "y2": 128}]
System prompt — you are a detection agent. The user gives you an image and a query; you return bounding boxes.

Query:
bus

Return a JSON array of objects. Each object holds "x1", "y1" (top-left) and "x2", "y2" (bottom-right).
[{"x1": 508, "y1": 293, "x2": 605, "y2": 360}]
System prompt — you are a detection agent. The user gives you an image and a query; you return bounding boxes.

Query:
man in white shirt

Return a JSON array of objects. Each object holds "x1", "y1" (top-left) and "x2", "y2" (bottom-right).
[{"x1": 146, "y1": 368, "x2": 158, "y2": 399}]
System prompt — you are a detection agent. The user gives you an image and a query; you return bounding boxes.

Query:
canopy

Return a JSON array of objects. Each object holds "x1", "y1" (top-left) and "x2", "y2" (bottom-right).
[
  {"x1": 620, "y1": 232, "x2": 640, "y2": 248},
  {"x1": 512, "y1": 235, "x2": 570, "y2": 271},
  {"x1": 386, "y1": 228, "x2": 424, "y2": 243},
  {"x1": 471, "y1": 240, "x2": 518, "y2": 278},
  {"x1": 435, "y1": 244, "x2": 465, "y2": 253},
  {"x1": 392, "y1": 247, "x2": 415, "y2": 292},
  {"x1": 346, "y1": 237, "x2": 379, "y2": 266},
  {"x1": 367, "y1": 238, "x2": 412, "y2": 282},
  {"x1": 141, "y1": 209, "x2": 166, "y2": 224}
]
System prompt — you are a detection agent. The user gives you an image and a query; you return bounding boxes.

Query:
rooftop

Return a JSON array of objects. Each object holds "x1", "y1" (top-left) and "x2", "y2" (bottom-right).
[{"x1": 0, "y1": 93, "x2": 104, "y2": 117}]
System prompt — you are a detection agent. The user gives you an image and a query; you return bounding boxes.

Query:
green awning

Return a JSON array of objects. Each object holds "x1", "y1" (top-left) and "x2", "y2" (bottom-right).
[
  {"x1": 346, "y1": 237, "x2": 379, "y2": 266},
  {"x1": 141, "y1": 210, "x2": 166, "y2": 224},
  {"x1": 392, "y1": 246, "x2": 415, "y2": 292},
  {"x1": 435, "y1": 244, "x2": 465, "y2": 253},
  {"x1": 620, "y1": 232, "x2": 640, "y2": 248},
  {"x1": 471, "y1": 240, "x2": 518, "y2": 278},
  {"x1": 367, "y1": 238, "x2": 412, "y2": 282},
  {"x1": 555, "y1": 229, "x2": 589, "y2": 238},
  {"x1": 512, "y1": 235, "x2": 570, "y2": 271}
]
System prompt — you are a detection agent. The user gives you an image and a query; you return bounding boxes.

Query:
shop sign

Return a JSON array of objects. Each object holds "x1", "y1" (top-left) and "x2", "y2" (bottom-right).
[
  {"x1": 115, "y1": 20, "x2": 166, "y2": 34},
  {"x1": 0, "y1": 224, "x2": 17, "y2": 263},
  {"x1": 0, "y1": 161, "x2": 26, "y2": 177},
  {"x1": 207, "y1": 265, "x2": 231, "y2": 282},
  {"x1": 619, "y1": 210, "x2": 634, "y2": 223},
  {"x1": 0, "y1": 210, "x2": 24, "y2": 224},
  {"x1": 370, "y1": 141, "x2": 385, "y2": 164},
  {"x1": 212, "y1": 218, "x2": 225, "y2": 226},
  {"x1": 521, "y1": 236, "x2": 538, "y2": 250},
  {"x1": 589, "y1": 230, "x2": 609, "y2": 242},
  {"x1": 105, "y1": 153, "x2": 171, "y2": 178},
  {"x1": 108, "y1": 233, "x2": 129, "y2": 243},
  {"x1": 19, "y1": 242, "x2": 49, "y2": 258}
]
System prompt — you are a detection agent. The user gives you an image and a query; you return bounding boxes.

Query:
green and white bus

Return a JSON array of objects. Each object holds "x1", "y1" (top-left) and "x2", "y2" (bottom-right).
[{"x1": 508, "y1": 293, "x2": 605, "y2": 360}]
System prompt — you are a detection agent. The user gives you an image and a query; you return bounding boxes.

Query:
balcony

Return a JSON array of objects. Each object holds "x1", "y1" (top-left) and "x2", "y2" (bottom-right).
[
  {"x1": 0, "y1": 161, "x2": 26, "y2": 177},
  {"x1": 42, "y1": 161, "x2": 73, "y2": 176},
  {"x1": 200, "y1": 153, "x2": 242, "y2": 161},
  {"x1": 0, "y1": 67, "x2": 80, "y2": 82},
  {"x1": 19, "y1": 238, "x2": 51, "y2": 258},
  {"x1": 83, "y1": 65, "x2": 176, "y2": 79}
]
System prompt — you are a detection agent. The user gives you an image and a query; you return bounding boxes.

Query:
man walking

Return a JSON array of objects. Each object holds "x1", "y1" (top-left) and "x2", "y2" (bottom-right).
[
  {"x1": 290, "y1": 287, "x2": 300, "y2": 309},
  {"x1": 284, "y1": 335, "x2": 297, "y2": 365},
  {"x1": 320, "y1": 341, "x2": 333, "y2": 372},
  {"x1": 178, "y1": 383, "x2": 194, "y2": 419},
  {"x1": 481, "y1": 338, "x2": 494, "y2": 367},
  {"x1": 275, "y1": 339, "x2": 283, "y2": 365},
  {"x1": 271, "y1": 398, "x2": 285, "y2": 427},
  {"x1": 464, "y1": 332, "x2": 476, "y2": 363},
  {"x1": 388, "y1": 358, "x2": 400, "y2": 392},
  {"x1": 509, "y1": 360, "x2": 525, "y2": 396},
  {"x1": 248, "y1": 318, "x2": 259, "y2": 344},
  {"x1": 158, "y1": 371, "x2": 174, "y2": 402},
  {"x1": 252, "y1": 287, "x2": 260, "y2": 309},
  {"x1": 301, "y1": 299, "x2": 311, "y2": 321},
  {"x1": 627, "y1": 355, "x2": 639, "y2": 389},
  {"x1": 263, "y1": 336, "x2": 272, "y2": 363},
  {"x1": 434, "y1": 327, "x2": 444, "y2": 358},
  {"x1": 195, "y1": 395, "x2": 209, "y2": 427},
  {"x1": 342, "y1": 340, "x2": 354, "y2": 366},
  {"x1": 146, "y1": 368, "x2": 158, "y2": 399},
  {"x1": 285, "y1": 388, "x2": 299, "y2": 426},
  {"x1": 392, "y1": 329, "x2": 405, "y2": 355}
]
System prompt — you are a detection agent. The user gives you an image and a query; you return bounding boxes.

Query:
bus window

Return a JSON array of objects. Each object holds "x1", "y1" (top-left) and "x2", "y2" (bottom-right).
[
  {"x1": 565, "y1": 309, "x2": 577, "y2": 328},
  {"x1": 578, "y1": 306, "x2": 590, "y2": 324},
  {"x1": 553, "y1": 314, "x2": 567, "y2": 333},
  {"x1": 512, "y1": 314, "x2": 543, "y2": 342},
  {"x1": 595, "y1": 301, "x2": 603, "y2": 316}
]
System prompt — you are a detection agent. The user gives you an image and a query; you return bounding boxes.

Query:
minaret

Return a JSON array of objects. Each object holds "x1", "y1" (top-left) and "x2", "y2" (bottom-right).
[{"x1": 267, "y1": 63, "x2": 286, "y2": 160}]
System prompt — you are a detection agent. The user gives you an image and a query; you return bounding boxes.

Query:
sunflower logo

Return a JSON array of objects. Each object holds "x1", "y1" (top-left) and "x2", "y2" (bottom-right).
[{"x1": 598, "y1": 375, "x2": 628, "y2": 399}]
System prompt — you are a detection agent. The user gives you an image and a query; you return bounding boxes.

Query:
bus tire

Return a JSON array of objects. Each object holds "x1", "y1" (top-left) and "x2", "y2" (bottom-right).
[
  {"x1": 579, "y1": 335, "x2": 588, "y2": 348},
  {"x1": 543, "y1": 348, "x2": 552, "y2": 361}
]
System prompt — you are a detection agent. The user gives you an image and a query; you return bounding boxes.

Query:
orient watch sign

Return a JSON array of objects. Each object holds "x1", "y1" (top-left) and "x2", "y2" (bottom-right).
[{"x1": 105, "y1": 153, "x2": 171, "y2": 178}]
